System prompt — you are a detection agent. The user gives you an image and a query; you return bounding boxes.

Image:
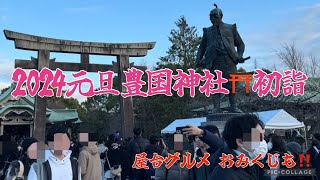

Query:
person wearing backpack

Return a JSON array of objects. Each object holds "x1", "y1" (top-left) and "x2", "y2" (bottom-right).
[
  {"x1": 128, "y1": 128, "x2": 150, "y2": 180},
  {"x1": 97, "y1": 136, "x2": 108, "y2": 180},
  {"x1": 0, "y1": 135, "x2": 20, "y2": 180},
  {"x1": 28, "y1": 124, "x2": 81, "y2": 180},
  {"x1": 4, "y1": 137, "x2": 38, "y2": 180}
]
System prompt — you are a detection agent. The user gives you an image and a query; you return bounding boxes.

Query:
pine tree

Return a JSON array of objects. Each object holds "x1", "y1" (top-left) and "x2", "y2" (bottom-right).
[
  {"x1": 156, "y1": 16, "x2": 201, "y2": 71},
  {"x1": 134, "y1": 16, "x2": 206, "y2": 137}
]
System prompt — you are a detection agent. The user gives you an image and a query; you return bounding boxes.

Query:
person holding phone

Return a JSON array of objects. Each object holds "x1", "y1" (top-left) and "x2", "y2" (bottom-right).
[{"x1": 182, "y1": 125, "x2": 224, "y2": 155}]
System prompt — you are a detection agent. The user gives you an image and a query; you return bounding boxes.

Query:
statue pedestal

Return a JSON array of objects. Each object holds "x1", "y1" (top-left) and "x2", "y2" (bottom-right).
[{"x1": 201, "y1": 113, "x2": 244, "y2": 132}]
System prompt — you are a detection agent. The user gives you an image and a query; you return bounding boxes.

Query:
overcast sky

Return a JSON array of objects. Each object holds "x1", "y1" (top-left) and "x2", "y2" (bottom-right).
[{"x1": 0, "y1": 0, "x2": 319, "y2": 102}]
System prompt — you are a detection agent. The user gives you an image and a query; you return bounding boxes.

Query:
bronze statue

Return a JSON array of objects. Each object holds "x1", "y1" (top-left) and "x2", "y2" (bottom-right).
[{"x1": 196, "y1": 4, "x2": 248, "y2": 113}]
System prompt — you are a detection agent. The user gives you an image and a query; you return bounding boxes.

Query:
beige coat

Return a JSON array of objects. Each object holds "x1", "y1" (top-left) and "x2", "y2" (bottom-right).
[{"x1": 78, "y1": 144, "x2": 101, "y2": 180}]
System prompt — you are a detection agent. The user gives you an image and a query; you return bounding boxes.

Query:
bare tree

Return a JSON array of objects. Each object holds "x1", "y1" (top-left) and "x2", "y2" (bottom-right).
[
  {"x1": 254, "y1": 58, "x2": 258, "y2": 69},
  {"x1": 309, "y1": 54, "x2": 320, "y2": 77},
  {"x1": 276, "y1": 42, "x2": 305, "y2": 72},
  {"x1": 271, "y1": 63, "x2": 277, "y2": 71}
]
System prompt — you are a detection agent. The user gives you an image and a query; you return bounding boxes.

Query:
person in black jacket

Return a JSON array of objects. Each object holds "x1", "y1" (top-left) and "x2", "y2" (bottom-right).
[
  {"x1": 286, "y1": 141, "x2": 314, "y2": 180},
  {"x1": 182, "y1": 125, "x2": 224, "y2": 155},
  {"x1": 70, "y1": 135, "x2": 83, "y2": 159},
  {"x1": 145, "y1": 135, "x2": 167, "y2": 157},
  {"x1": 103, "y1": 142, "x2": 126, "y2": 180},
  {"x1": 182, "y1": 125, "x2": 221, "y2": 180},
  {"x1": 129, "y1": 128, "x2": 150, "y2": 180},
  {"x1": 265, "y1": 135, "x2": 290, "y2": 180},
  {"x1": 182, "y1": 124, "x2": 225, "y2": 174},
  {"x1": 0, "y1": 135, "x2": 19, "y2": 180},
  {"x1": 209, "y1": 114, "x2": 267, "y2": 180},
  {"x1": 307, "y1": 133, "x2": 320, "y2": 179},
  {"x1": 202, "y1": 125, "x2": 221, "y2": 153},
  {"x1": 286, "y1": 142, "x2": 301, "y2": 167},
  {"x1": 145, "y1": 135, "x2": 168, "y2": 180}
]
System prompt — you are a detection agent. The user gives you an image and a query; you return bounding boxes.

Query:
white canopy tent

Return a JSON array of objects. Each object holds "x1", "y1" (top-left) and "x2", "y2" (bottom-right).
[
  {"x1": 162, "y1": 109, "x2": 305, "y2": 132},
  {"x1": 254, "y1": 109, "x2": 305, "y2": 129},
  {"x1": 254, "y1": 109, "x2": 307, "y2": 149},
  {"x1": 161, "y1": 117, "x2": 206, "y2": 134}
]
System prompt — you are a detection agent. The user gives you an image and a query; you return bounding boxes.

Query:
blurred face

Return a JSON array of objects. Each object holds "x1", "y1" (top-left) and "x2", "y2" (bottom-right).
[
  {"x1": 27, "y1": 142, "x2": 38, "y2": 159},
  {"x1": 79, "y1": 133, "x2": 97, "y2": 146},
  {"x1": 239, "y1": 124, "x2": 265, "y2": 152},
  {"x1": 174, "y1": 134, "x2": 183, "y2": 151},
  {"x1": 48, "y1": 133, "x2": 70, "y2": 151},
  {"x1": 79, "y1": 133, "x2": 88, "y2": 142}
]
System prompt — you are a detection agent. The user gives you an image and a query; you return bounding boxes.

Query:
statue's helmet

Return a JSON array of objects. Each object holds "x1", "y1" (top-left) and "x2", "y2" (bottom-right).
[{"x1": 210, "y1": 4, "x2": 223, "y2": 19}]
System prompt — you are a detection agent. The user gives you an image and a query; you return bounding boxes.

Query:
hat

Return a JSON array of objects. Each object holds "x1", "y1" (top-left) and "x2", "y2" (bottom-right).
[{"x1": 20, "y1": 137, "x2": 38, "y2": 152}]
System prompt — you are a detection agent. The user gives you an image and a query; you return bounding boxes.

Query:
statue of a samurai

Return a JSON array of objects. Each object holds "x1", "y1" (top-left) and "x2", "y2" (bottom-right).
[{"x1": 196, "y1": 4, "x2": 246, "y2": 113}]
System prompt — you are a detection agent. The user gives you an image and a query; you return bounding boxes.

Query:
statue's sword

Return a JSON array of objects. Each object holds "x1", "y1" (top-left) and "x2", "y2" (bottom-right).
[
  {"x1": 243, "y1": 56, "x2": 251, "y2": 61},
  {"x1": 236, "y1": 56, "x2": 251, "y2": 64}
]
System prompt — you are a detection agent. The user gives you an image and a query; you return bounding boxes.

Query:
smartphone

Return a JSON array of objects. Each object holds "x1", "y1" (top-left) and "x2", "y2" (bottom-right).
[{"x1": 176, "y1": 126, "x2": 185, "y2": 134}]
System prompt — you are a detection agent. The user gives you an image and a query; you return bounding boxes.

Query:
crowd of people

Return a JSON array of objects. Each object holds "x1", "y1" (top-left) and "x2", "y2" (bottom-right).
[{"x1": 0, "y1": 114, "x2": 320, "y2": 180}]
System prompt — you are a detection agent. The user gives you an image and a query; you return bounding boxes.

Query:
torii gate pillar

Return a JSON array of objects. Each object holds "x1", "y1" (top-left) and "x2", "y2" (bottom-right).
[{"x1": 117, "y1": 55, "x2": 134, "y2": 138}]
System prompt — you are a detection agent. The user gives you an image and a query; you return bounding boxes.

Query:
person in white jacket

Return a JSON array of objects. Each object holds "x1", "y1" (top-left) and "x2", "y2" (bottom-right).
[{"x1": 28, "y1": 125, "x2": 81, "y2": 180}]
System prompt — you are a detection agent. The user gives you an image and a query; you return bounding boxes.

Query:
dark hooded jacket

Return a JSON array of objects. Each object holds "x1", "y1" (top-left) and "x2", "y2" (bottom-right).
[
  {"x1": 307, "y1": 144, "x2": 320, "y2": 180},
  {"x1": 145, "y1": 144, "x2": 164, "y2": 156},
  {"x1": 129, "y1": 136, "x2": 150, "y2": 163}
]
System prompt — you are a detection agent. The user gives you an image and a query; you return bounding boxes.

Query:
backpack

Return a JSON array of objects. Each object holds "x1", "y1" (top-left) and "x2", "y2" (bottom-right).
[
  {"x1": 5, "y1": 160, "x2": 24, "y2": 180},
  {"x1": 42, "y1": 158, "x2": 78, "y2": 180},
  {"x1": 134, "y1": 140, "x2": 144, "y2": 154},
  {"x1": 130, "y1": 140, "x2": 144, "y2": 164}
]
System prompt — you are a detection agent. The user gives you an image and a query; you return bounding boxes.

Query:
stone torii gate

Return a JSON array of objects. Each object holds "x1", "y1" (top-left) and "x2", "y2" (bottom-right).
[{"x1": 4, "y1": 30, "x2": 155, "y2": 142}]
